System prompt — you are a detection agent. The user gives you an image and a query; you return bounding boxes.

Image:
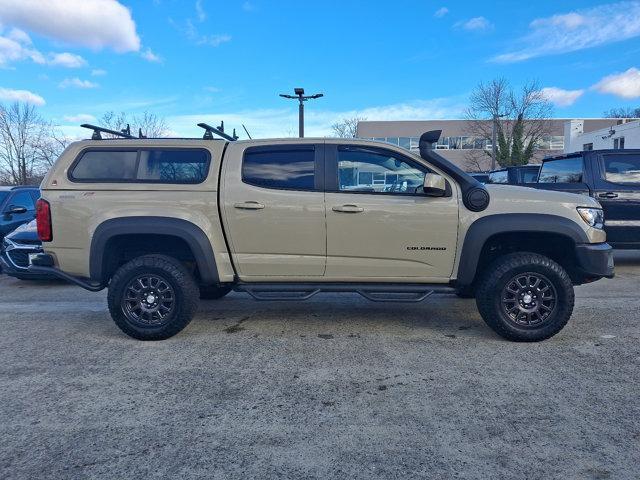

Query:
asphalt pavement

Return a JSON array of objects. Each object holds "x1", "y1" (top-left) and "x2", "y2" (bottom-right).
[{"x1": 1, "y1": 251, "x2": 639, "y2": 479}]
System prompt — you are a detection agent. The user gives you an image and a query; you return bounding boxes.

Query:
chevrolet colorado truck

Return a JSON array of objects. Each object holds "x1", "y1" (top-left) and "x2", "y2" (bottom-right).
[{"x1": 30, "y1": 129, "x2": 614, "y2": 342}]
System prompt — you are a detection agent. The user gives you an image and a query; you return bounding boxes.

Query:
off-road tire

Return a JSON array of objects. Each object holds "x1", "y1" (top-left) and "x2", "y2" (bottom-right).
[
  {"x1": 199, "y1": 285, "x2": 232, "y2": 300},
  {"x1": 476, "y1": 252, "x2": 574, "y2": 342},
  {"x1": 108, "y1": 254, "x2": 199, "y2": 340}
]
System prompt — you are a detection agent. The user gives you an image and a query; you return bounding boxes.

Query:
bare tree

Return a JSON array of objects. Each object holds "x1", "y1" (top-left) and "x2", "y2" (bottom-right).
[
  {"x1": 464, "y1": 78, "x2": 554, "y2": 167},
  {"x1": 331, "y1": 116, "x2": 366, "y2": 138},
  {"x1": 0, "y1": 102, "x2": 51, "y2": 185},
  {"x1": 603, "y1": 107, "x2": 640, "y2": 119},
  {"x1": 100, "y1": 111, "x2": 170, "y2": 138},
  {"x1": 35, "y1": 126, "x2": 72, "y2": 168}
]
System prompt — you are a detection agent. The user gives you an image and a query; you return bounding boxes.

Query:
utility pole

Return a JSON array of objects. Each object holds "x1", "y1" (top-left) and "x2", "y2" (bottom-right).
[{"x1": 279, "y1": 88, "x2": 323, "y2": 138}]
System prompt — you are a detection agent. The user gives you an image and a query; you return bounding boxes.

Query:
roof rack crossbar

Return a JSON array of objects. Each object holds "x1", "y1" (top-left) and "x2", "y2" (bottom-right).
[
  {"x1": 80, "y1": 123, "x2": 136, "y2": 140},
  {"x1": 197, "y1": 122, "x2": 238, "y2": 141}
]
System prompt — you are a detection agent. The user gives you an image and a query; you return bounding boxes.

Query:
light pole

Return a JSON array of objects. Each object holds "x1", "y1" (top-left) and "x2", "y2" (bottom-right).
[
  {"x1": 279, "y1": 88, "x2": 323, "y2": 138},
  {"x1": 491, "y1": 113, "x2": 507, "y2": 170}
]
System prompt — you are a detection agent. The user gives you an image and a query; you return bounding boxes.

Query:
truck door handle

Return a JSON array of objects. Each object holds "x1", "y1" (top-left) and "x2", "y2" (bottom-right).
[
  {"x1": 598, "y1": 192, "x2": 618, "y2": 199},
  {"x1": 234, "y1": 201, "x2": 265, "y2": 210},
  {"x1": 332, "y1": 204, "x2": 364, "y2": 213}
]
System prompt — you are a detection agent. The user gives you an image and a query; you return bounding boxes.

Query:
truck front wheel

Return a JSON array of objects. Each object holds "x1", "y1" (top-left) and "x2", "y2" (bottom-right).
[
  {"x1": 475, "y1": 252, "x2": 575, "y2": 342},
  {"x1": 107, "y1": 254, "x2": 199, "y2": 340}
]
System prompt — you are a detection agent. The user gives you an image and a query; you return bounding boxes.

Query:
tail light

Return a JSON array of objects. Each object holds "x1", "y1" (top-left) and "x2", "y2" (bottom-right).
[{"x1": 36, "y1": 199, "x2": 52, "y2": 242}]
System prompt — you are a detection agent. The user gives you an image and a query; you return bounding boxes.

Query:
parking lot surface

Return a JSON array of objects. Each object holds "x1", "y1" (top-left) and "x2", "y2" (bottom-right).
[{"x1": 1, "y1": 252, "x2": 639, "y2": 479}]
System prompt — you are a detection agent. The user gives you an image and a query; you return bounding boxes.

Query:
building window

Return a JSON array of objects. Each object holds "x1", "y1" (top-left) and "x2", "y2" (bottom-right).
[
  {"x1": 583, "y1": 143, "x2": 593, "y2": 151},
  {"x1": 614, "y1": 137, "x2": 625, "y2": 150}
]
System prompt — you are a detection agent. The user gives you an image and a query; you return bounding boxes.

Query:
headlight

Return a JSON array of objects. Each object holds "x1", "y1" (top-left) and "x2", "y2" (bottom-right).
[{"x1": 577, "y1": 207, "x2": 604, "y2": 229}]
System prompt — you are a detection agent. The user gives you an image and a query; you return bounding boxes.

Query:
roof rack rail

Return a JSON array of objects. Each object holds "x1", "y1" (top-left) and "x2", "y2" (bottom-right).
[
  {"x1": 197, "y1": 122, "x2": 238, "y2": 141},
  {"x1": 80, "y1": 123, "x2": 138, "y2": 140}
]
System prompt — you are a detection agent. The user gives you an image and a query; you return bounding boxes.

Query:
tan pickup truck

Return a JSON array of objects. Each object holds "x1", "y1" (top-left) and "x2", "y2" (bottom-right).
[{"x1": 31, "y1": 127, "x2": 614, "y2": 342}]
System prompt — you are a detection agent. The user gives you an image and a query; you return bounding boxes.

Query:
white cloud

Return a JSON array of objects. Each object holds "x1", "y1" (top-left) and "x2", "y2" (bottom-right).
[
  {"x1": 593, "y1": 67, "x2": 640, "y2": 99},
  {"x1": 195, "y1": 0, "x2": 206, "y2": 21},
  {"x1": 91, "y1": 69, "x2": 107, "y2": 76},
  {"x1": 63, "y1": 113, "x2": 96, "y2": 123},
  {"x1": 48, "y1": 52, "x2": 87, "y2": 68},
  {"x1": 59, "y1": 77, "x2": 99, "y2": 89},
  {"x1": 456, "y1": 16, "x2": 492, "y2": 32},
  {"x1": 540, "y1": 87, "x2": 585, "y2": 106},
  {"x1": 0, "y1": 0, "x2": 140, "y2": 52},
  {"x1": 141, "y1": 48, "x2": 162, "y2": 63},
  {"x1": 492, "y1": 1, "x2": 640, "y2": 63},
  {"x1": 0, "y1": 86, "x2": 45, "y2": 105},
  {"x1": 0, "y1": 28, "x2": 45, "y2": 66},
  {"x1": 198, "y1": 34, "x2": 231, "y2": 47},
  {"x1": 180, "y1": 19, "x2": 231, "y2": 47},
  {"x1": 167, "y1": 98, "x2": 465, "y2": 139},
  {"x1": 434, "y1": 7, "x2": 448, "y2": 18}
]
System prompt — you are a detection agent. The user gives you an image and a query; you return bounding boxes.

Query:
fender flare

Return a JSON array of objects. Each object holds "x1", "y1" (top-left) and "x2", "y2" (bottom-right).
[
  {"x1": 456, "y1": 213, "x2": 589, "y2": 286},
  {"x1": 90, "y1": 216, "x2": 218, "y2": 284}
]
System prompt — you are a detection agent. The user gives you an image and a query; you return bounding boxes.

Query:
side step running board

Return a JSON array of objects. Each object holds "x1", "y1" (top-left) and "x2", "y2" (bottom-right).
[{"x1": 235, "y1": 283, "x2": 455, "y2": 303}]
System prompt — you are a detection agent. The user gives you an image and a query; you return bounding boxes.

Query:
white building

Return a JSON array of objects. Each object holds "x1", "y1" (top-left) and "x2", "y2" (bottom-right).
[{"x1": 564, "y1": 119, "x2": 640, "y2": 153}]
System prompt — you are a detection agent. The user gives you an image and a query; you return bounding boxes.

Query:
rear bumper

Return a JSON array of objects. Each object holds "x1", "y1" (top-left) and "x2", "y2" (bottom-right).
[{"x1": 575, "y1": 243, "x2": 615, "y2": 280}]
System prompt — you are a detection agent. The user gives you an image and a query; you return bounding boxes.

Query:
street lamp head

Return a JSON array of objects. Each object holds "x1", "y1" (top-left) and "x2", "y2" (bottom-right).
[
  {"x1": 310, "y1": 93, "x2": 324, "y2": 99},
  {"x1": 279, "y1": 94, "x2": 296, "y2": 99},
  {"x1": 294, "y1": 87, "x2": 305, "y2": 95}
]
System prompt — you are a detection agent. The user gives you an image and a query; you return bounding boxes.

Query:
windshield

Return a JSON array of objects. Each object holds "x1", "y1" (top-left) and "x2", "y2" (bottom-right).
[{"x1": 0, "y1": 191, "x2": 9, "y2": 205}]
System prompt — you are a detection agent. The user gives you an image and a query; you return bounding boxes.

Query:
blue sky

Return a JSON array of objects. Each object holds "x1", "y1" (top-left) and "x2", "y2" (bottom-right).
[{"x1": 1, "y1": 0, "x2": 640, "y2": 138}]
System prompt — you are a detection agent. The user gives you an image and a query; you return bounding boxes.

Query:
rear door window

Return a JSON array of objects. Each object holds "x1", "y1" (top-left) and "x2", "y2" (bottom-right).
[
  {"x1": 602, "y1": 154, "x2": 640, "y2": 184},
  {"x1": 242, "y1": 146, "x2": 316, "y2": 190},
  {"x1": 538, "y1": 157, "x2": 583, "y2": 183}
]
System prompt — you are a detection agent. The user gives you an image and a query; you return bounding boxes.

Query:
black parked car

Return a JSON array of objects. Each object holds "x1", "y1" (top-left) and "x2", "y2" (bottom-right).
[
  {"x1": 0, "y1": 219, "x2": 53, "y2": 280},
  {"x1": 533, "y1": 149, "x2": 640, "y2": 249},
  {"x1": 487, "y1": 165, "x2": 541, "y2": 185},
  {"x1": 0, "y1": 186, "x2": 40, "y2": 241}
]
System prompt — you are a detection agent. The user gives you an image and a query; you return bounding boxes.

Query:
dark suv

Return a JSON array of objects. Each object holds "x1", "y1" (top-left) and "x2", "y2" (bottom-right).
[
  {"x1": 0, "y1": 186, "x2": 39, "y2": 241},
  {"x1": 533, "y1": 150, "x2": 640, "y2": 249}
]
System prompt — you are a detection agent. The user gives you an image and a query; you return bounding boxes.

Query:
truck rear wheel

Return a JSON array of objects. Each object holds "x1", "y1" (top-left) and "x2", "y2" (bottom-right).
[
  {"x1": 107, "y1": 254, "x2": 199, "y2": 340},
  {"x1": 475, "y1": 252, "x2": 575, "y2": 342}
]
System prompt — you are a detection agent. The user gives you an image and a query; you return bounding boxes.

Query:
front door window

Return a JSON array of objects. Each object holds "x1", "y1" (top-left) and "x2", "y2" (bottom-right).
[{"x1": 337, "y1": 146, "x2": 425, "y2": 194}]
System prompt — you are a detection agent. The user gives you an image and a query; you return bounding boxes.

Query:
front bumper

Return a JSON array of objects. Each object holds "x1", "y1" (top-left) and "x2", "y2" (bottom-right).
[{"x1": 575, "y1": 243, "x2": 615, "y2": 280}]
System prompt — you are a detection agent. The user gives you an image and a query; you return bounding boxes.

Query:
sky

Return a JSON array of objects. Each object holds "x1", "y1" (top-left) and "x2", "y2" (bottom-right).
[{"x1": 1, "y1": 0, "x2": 640, "y2": 138}]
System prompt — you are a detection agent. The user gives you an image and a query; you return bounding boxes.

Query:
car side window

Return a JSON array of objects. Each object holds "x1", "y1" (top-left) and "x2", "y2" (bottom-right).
[
  {"x1": 488, "y1": 170, "x2": 508, "y2": 184},
  {"x1": 337, "y1": 146, "x2": 425, "y2": 193},
  {"x1": 71, "y1": 151, "x2": 138, "y2": 181},
  {"x1": 9, "y1": 192, "x2": 35, "y2": 210},
  {"x1": 521, "y1": 169, "x2": 539, "y2": 183},
  {"x1": 538, "y1": 157, "x2": 583, "y2": 183},
  {"x1": 242, "y1": 146, "x2": 316, "y2": 191},
  {"x1": 602, "y1": 154, "x2": 640, "y2": 184},
  {"x1": 70, "y1": 149, "x2": 210, "y2": 183}
]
